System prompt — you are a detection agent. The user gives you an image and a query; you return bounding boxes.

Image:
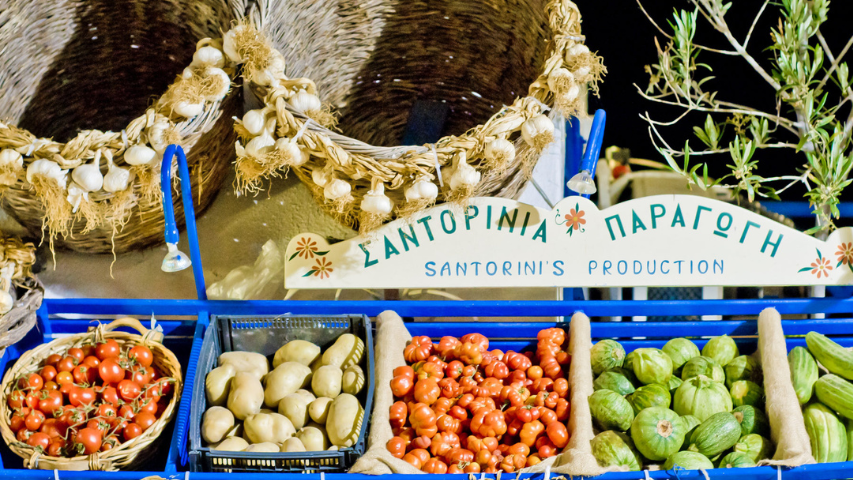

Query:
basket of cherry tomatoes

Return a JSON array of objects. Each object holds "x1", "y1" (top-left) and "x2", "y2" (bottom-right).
[
  {"x1": 0, "y1": 317, "x2": 182, "y2": 470},
  {"x1": 386, "y1": 329, "x2": 571, "y2": 473}
]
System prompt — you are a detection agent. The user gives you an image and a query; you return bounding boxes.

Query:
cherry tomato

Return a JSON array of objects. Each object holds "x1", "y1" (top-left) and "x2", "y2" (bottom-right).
[
  {"x1": 45, "y1": 354, "x2": 62, "y2": 366},
  {"x1": 138, "y1": 397, "x2": 158, "y2": 415},
  {"x1": 27, "y1": 432, "x2": 51, "y2": 450},
  {"x1": 112, "y1": 419, "x2": 128, "y2": 437},
  {"x1": 144, "y1": 386, "x2": 161, "y2": 403},
  {"x1": 43, "y1": 381, "x2": 59, "y2": 392},
  {"x1": 10, "y1": 411, "x2": 26, "y2": 431},
  {"x1": 55, "y1": 371, "x2": 74, "y2": 385},
  {"x1": 39, "y1": 366, "x2": 57, "y2": 382},
  {"x1": 38, "y1": 390, "x2": 63, "y2": 417},
  {"x1": 151, "y1": 378, "x2": 173, "y2": 397},
  {"x1": 134, "y1": 412, "x2": 156, "y2": 431},
  {"x1": 68, "y1": 386, "x2": 97, "y2": 407},
  {"x1": 101, "y1": 435, "x2": 120, "y2": 452},
  {"x1": 40, "y1": 418, "x2": 67, "y2": 438},
  {"x1": 25, "y1": 409, "x2": 45, "y2": 431},
  {"x1": 123, "y1": 423, "x2": 143, "y2": 441},
  {"x1": 57, "y1": 356, "x2": 78, "y2": 373},
  {"x1": 48, "y1": 439, "x2": 65, "y2": 456},
  {"x1": 74, "y1": 427, "x2": 102, "y2": 455},
  {"x1": 101, "y1": 386, "x2": 120, "y2": 405},
  {"x1": 25, "y1": 391, "x2": 40, "y2": 410},
  {"x1": 82, "y1": 356, "x2": 100, "y2": 369},
  {"x1": 8, "y1": 390, "x2": 25, "y2": 410},
  {"x1": 128, "y1": 346, "x2": 154, "y2": 367},
  {"x1": 117, "y1": 380, "x2": 141, "y2": 401},
  {"x1": 97, "y1": 403, "x2": 118, "y2": 419},
  {"x1": 18, "y1": 373, "x2": 44, "y2": 391},
  {"x1": 119, "y1": 405, "x2": 135, "y2": 421},
  {"x1": 98, "y1": 358, "x2": 125, "y2": 384},
  {"x1": 67, "y1": 348, "x2": 84, "y2": 363},
  {"x1": 73, "y1": 365, "x2": 97, "y2": 385},
  {"x1": 60, "y1": 382, "x2": 75, "y2": 397},
  {"x1": 148, "y1": 367, "x2": 161, "y2": 383},
  {"x1": 60, "y1": 407, "x2": 87, "y2": 427},
  {"x1": 129, "y1": 365, "x2": 151, "y2": 385},
  {"x1": 95, "y1": 340, "x2": 120, "y2": 361},
  {"x1": 16, "y1": 428, "x2": 33, "y2": 442},
  {"x1": 87, "y1": 419, "x2": 111, "y2": 435},
  {"x1": 81, "y1": 345, "x2": 95, "y2": 358}
]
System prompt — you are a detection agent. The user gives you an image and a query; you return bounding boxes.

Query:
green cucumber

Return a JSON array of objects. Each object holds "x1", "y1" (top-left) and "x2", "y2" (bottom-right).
[
  {"x1": 788, "y1": 346, "x2": 818, "y2": 405},
  {"x1": 803, "y1": 402, "x2": 848, "y2": 463},
  {"x1": 814, "y1": 374, "x2": 853, "y2": 420},
  {"x1": 687, "y1": 412, "x2": 741, "y2": 457},
  {"x1": 806, "y1": 332, "x2": 853, "y2": 381}
]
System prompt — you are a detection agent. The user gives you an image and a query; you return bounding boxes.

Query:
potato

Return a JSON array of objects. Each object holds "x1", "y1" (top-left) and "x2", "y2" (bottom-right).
[
  {"x1": 201, "y1": 406, "x2": 235, "y2": 444},
  {"x1": 294, "y1": 389, "x2": 316, "y2": 403},
  {"x1": 278, "y1": 393, "x2": 311, "y2": 429},
  {"x1": 264, "y1": 362, "x2": 312, "y2": 407},
  {"x1": 205, "y1": 364, "x2": 237, "y2": 406},
  {"x1": 309, "y1": 397, "x2": 333, "y2": 424},
  {"x1": 244, "y1": 412, "x2": 295, "y2": 444},
  {"x1": 342, "y1": 365, "x2": 365, "y2": 395},
  {"x1": 322, "y1": 334, "x2": 364, "y2": 369},
  {"x1": 227, "y1": 372, "x2": 264, "y2": 420},
  {"x1": 274, "y1": 340, "x2": 321, "y2": 368},
  {"x1": 326, "y1": 393, "x2": 363, "y2": 447},
  {"x1": 212, "y1": 436, "x2": 249, "y2": 452},
  {"x1": 312, "y1": 365, "x2": 343, "y2": 398},
  {"x1": 245, "y1": 442, "x2": 280, "y2": 453},
  {"x1": 281, "y1": 437, "x2": 307, "y2": 452},
  {"x1": 219, "y1": 351, "x2": 269, "y2": 380},
  {"x1": 296, "y1": 426, "x2": 328, "y2": 451}
]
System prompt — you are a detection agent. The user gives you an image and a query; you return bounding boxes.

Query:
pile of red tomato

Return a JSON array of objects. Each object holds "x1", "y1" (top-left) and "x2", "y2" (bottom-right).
[
  {"x1": 386, "y1": 329, "x2": 571, "y2": 473},
  {"x1": 5, "y1": 339, "x2": 174, "y2": 457}
]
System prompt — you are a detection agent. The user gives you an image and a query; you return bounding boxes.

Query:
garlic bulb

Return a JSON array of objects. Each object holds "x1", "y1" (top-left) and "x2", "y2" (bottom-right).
[
  {"x1": 124, "y1": 144, "x2": 157, "y2": 166},
  {"x1": 575, "y1": 66, "x2": 591, "y2": 79},
  {"x1": 242, "y1": 109, "x2": 267, "y2": 136},
  {"x1": 26, "y1": 159, "x2": 67, "y2": 188},
  {"x1": 103, "y1": 161, "x2": 131, "y2": 193},
  {"x1": 361, "y1": 183, "x2": 393, "y2": 215},
  {"x1": 72, "y1": 154, "x2": 104, "y2": 192},
  {"x1": 249, "y1": 51, "x2": 285, "y2": 87},
  {"x1": 193, "y1": 46, "x2": 225, "y2": 68},
  {"x1": 182, "y1": 67, "x2": 194, "y2": 80},
  {"x1": 547, "y1": 68, "x2": 575, "y2": 94},
  {"x1": 66, "y1": 182, "x2": 86, "y2": 213},
  {"x1": 484, "y1": 138, "x2": 516, "y2": 165},
  {"x1": 521, "y1": 115, "x2": 556, "y2": 150},
  {"x1": 288, "y1": 91, "x2": 322, "y2": 114},
  {"x1": 275, "y1": 138, "x2": 309, "y2": 166},
  {"x1": 569, "y1": 44, "x2": 590, "y2": 56},
  {"x1": 174, "y1": 101, "x2": 204, "y2": 118},
  {"x1": 405, "y1": 179, "x2": 438, "y2": 202},
  {"x1": 324, "y1": 178, "x2": 351, "y2": 200},
  {"x1": 312, "y1": 165, "x2": 328, "y2": 186},
  {"x1": 0, "y1": 148, "x2": 23, "y2": 169},
  {"x1": 244, "y1": 133, "x2": 275, "y2": 158},
  {"x1": 0, "y1": 290, "x2": 12, "y2": 315},
  {"x1": 450, "y1": 162, "x2": 481, "y2": 191},
  {"x1": 203, "y1": 67, "x2": 231, "y2": 101},
  {"x1": 147, "y1": 120, "x2": 171, "y2": 153},
  {"x1": 222, "y1": 25, "x2": 246, "y2": 63}
]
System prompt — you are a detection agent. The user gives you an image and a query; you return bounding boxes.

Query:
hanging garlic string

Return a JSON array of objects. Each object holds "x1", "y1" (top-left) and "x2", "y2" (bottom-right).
[
  {"x1": 0, "y1": 264, "x2": 14, "y2": 314},
  {"x1": 361, "y1": 179, "x2": 393, "y2": 216},
  {"x1": 103, "y1": 150, "x2": 131, "y2": 193}
]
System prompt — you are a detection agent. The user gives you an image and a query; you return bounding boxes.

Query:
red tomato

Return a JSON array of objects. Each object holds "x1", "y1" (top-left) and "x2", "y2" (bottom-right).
[
  {"x1": 25, "y1": 409, "x2": 45, "y2": 431},
  {"x1": 73, "y1": 365, "x2": 97, "y2": 385},
  {"x1": 117, "y1": 380, "x2": 141, "y2": 401},
  {"x1": 45, "y1": 354, "x2": 62, "y2": 366},
  {"x1": 27, "y1": 432, "x2": 51, "y2": 450},
  {"x1": 95, "y1": 340, "x2": 120, "y2": 361},
  {"x1": 87, "y1": 419, "x2": 111, "y2": 435},
  {"x1": 101, "y1": 386, "x2": 120, "y2": 405},
  {"x1": 138, "y1": 398, "x2": 158, "y2": 415},
  {"x1": 39, "y1": 366, "x2": 57, "y2": 382},
  {"x1": 67, "y1": 348, "x2": 84, "y2": 363},
  {"x1": 98, "y1": 358, "x2": 125, "y2": 384},
  {"x1": 38, "y1": 390, "x2": 63, "y2": 417},
  {"x1": 18, "y1": 373, "x2": 44, "y2": 391},
  {"x1": 43, "y1": 381, "x2": 59, "y2": 392},
  {"x1": 152, "y1": 378, "x2": 173, "y2": 397},
  {"x1": 148, "y1": 367, "x2": 161, "y2": 383},
  {"x1": 48, "y1": 439, "x2": 64, "y2": 456},
  {"x1": 8, "y1": 390, "x2": 25, "y2": 410},
  {"x1": 40, "y1": 418, "x2": 67, "y2": 438},
  {"x1": 74, "y1": 427, "x2": 102, "y2": 454},
  {"x1": 55, "y1": 371, "x2": 74, "y2": 386},
  {"x1": 82, "y1": 356, "x2": 100, "y2": 369},
  {"x1": 128, "y1": 346, "x2": 154, "y2": 367},
  {"x1": 10, "y1": 411, "x2": 26, "y2": 431},
  {"x1": 128, "y1": 365, "x2": 152, "y2": 385},
  {"x1": 68, "y1": 387, "x2": 97, "y2": 407},
  {"x1": 119, "y1": 404, "x2": 135, "y2": 421},
  {"x1": 25, "y1": 391, "x2": 40, "y2": 410},
  {"x1": 57, "y1": 356, "x2": 77, "y2": 373},
  {"x1": 144, "y1": 386, "x2": 161, "y2": 403},
  {"x1": 101, "y1": 435, "x2": 119, "y2": 452},
  {"x1": 16, "y1": 428, "x2": 33, "y2": 442},
  {"x1": 80, "y1": 345, "x2": 95, "y2": 358},
  {"x1": 123, "y1": 423, "x2": 143, "y2": 441},
  {"x1": 59, "y1": 407, "x2": 87, "y2": 428},
  {"x1": 134, "y1": 412, "x2": 156, "y2": 431}
]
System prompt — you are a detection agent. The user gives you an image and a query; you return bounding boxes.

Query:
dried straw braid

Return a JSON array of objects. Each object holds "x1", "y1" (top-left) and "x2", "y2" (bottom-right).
[
  {"x1": 0, "y1": 0, "x2": 247, "y2": 254},
  {"x1": 0, "y1": 318, "x2": 182, "y2": 470},
  {"x1": 0, "y1": 233, "x2": 41, "y2": 350},
  {"x1": 235, "y1": 0, "x2": 605, "y2": 234}
]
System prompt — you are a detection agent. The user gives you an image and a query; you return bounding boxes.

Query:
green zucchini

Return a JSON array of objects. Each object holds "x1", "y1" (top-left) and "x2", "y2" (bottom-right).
[
  {"x1": 718, "y1": 451, "x2": 756, "y2": 468},
  {"x1": 730, "y1": 380, "x2": 764, "y2": 408},
  {"x1": 733, "y1": 433, "x2": 774, "y2": 462},
  {"x1": 589, "y1": 389, "x2": 634, "y2": 431},
  {"x1": 627, "y1": 383, "x2": 671, "y2": 414},
  {"x1": 806, "y1": 332, "x2": 853, "y2": 381},
  {"x1": 725, "y1": 355, "x2": 762, "y2": 389},
  {"x1": 682, "y1": 356, "x2": 725, "y2": 383},
  {"x1": 594, "y1": 370, "x2": 636, "y2": 396},
  {"x1": 803, "y1": 402, "x2": 848, "y2": 463},
  {"x1": 788, "y1": 346, "x2": 819, "y2": 405},
  {"x1": 814, "y1": 374, "x2": 853, "y2": 420},
  {"x1": 687, "y1": 412, "x2": 742, "y2": 457},
  {"x1": 663, "y1": 451, "x2": 714, "y2": 470},
  {"x1": 732, "y1": 405, "x2": 770, "y2": 437}
]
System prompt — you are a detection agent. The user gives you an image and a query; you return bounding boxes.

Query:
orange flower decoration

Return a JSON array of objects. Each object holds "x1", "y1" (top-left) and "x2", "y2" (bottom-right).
[
  {"x1": 296, "y1": 237, "x2": 319, "y2": 259},
  {"x1": 564, "y1": 209, "x2": 586, "y2": 230},
  {"x1": 312, "y1": 257, "x2": 334, "y2": 279},
  {"x1": 836, "y1": 242, "x2": 853, "y2": 265},
  {"x1": 811, "y1": 256, "x2": 833, "y2": 279}
]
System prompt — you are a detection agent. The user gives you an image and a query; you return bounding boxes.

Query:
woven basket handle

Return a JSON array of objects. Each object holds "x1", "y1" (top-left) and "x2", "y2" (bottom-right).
[{"x1": 98, "y1": 317, "x2": 164, "y2": 345}]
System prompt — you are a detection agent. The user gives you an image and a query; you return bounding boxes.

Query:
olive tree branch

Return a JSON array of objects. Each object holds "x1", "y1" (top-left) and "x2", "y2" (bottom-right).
[
  {"x1": 634, "y1": 0, "x2": 739, "y2": 56},
  {"x1": 816, "y1": 34, "x2": 853, "y2": 93}
]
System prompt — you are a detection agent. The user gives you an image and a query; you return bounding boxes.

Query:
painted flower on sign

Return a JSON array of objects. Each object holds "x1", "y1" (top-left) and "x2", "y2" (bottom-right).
[
  {"x1": 836, "y1": 242, "x2": 853, "y2": 273},
  {"x1": 555, "y1": 203, "x2": 586, "y2": 237},
  {"x1": 799, "y1": 249, "x2": 832, "y2": 279},
  {"x1": 303, "y1": 257, "x2": 334, "y2": 279},
  {"x1": 289, "y1": 237, "x2": 328, "y2": 261}
]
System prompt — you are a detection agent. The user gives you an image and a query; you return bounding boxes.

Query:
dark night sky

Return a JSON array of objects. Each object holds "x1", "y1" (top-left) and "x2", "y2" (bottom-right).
[{"x1": 581, "y1": 0, "x2": 851, "y2": 202}]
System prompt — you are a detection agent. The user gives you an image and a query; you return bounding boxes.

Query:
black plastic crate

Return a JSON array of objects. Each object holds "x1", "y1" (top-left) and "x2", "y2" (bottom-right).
[{"x1": 188, "y1": 314, "x2": 374, "y2": 472}]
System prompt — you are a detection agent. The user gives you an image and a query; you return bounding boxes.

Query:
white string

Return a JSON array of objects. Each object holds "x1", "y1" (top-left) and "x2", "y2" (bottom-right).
[
  {"x1": 431, "y1": 144, "x2": 443, "y2": 187},
  {"x1": 544, "y1": 464, "x2": 551, "y2": 480},
  {"x1": 293, "y1": 119, "x2": 312, "y2": 142},
  {"x1": 529, "y1": 97, "x2": 552, "y2": 114},
  {"x1": 699, "y1": 468, "x2": 710, "y2": 480},
  {"x1": 320, "y1": 472, "x2": 325, "y2": 480},
  {"x1": 777, "y1": 466, "x2": 782, "y2": 480},
  {"x1": 643, "y1": 470, "x2": 651, "y2": 480},
  {"x1": 121, "y1": 130, "x2": 128, "y2": 149},
  {"x1": 54, "y1": 469, "x2": 59, "y2": 480},
  {"x1": 567, "y1": 35, "x2": 586, "y2": 42},
  {"x1": 480, "y1": 472, "x2": 486, "y2": 480},
  {"x1": 185, "y1": 471, "x2": 190, "y2": 480}
]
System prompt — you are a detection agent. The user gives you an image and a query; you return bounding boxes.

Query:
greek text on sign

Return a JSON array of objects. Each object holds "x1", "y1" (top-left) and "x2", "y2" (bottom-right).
[{"x1": 284, "y1": 195, "x2": 853, "y2": 288}]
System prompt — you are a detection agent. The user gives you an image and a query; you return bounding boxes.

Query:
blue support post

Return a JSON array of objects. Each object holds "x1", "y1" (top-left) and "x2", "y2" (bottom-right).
[
  {"x1": 563, "y1": 117, "x2": 584, "y2": 199},
  {"x1": 579, "y1": 109, "x2": 606, "y2": 199}
]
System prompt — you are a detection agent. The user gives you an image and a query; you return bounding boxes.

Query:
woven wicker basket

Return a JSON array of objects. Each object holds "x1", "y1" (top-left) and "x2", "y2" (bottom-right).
[
  {"x1": 0, "y1": 0, "x2": 246, "y2": 254},
  {"x1": 0, "y1": 278, "x2": 44, "y2": 351},
  {"x1": 233, "y1": 0, "x2": 603, "y2": 233},
  {"x1": 0, "y1": 317, "x2": 183, "y2": 470}
]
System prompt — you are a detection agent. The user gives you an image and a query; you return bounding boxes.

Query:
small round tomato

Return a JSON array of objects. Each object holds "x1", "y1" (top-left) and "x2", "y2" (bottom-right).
[
  {"x1": 27, "y1": 432, "x2": 51, "y2": 450},
  {"x1": 82, "y1": 356, "x2": 100, "y2": 369},
  {"x1": 117, "y1": 380, "x2": 141, "y2": 401},
  {"x1": 10, "y1": 411, "x2": 26, "y2": 431},
  {"x1": 18, "y1": 373, "x2": 44, "y2": 391},
  {"x1": 40, "y1": 418, "x2": 66, "y2": 438},
  {"x1": 128, "y1": 346, "x2": 154, "y2": 367},
  {"x1": 134, "y1": 412, "x2": 156, "y2": 431},
  {"x1": 123, "y1": 423, "x2": 143, "y2": 441},
  {"x1": 25, "y1": 391, "x2": 41, "y2": 410},
  {"x1": 43, "y1": 381, "x2": 59, "y2": 392},
  {"x1": 101, "y1": 386, "x2": 120, "y2": 405},
  {"x1": 95, "y1": 340, "x2": 120, "y2": 361},
  {"x1": 81, "y1": 344, "x2": 95, "y2": 357},
  {"x1": 74, "y1": 427, "x2": 102, "y2": 455},
  {"x1": 97, "y1": 403, "x2": 117, "y2": 419},
  {"x1": 148, "y1": 367, "x2": 161, "y2": 383},
  {"x1": 101, "y1": 435, "x2": 120, "y2": 452},
  {"x1": 39, "y1": 366, "x2": 57, "y2": 382},
  {"x1": 38, "y1": 390, "x2": 63, "y2": 417},
  {"x1": 73, "y1": 365, "x2": 97, "y2": 385},
  {"x1": 45, "y1": 354, "x2": 62, "y2": 366},
  {"x1": 67, "y1": 348, "x2": 84, "y2": 363},
  {"x1": 119, "y1": 404, "x2": 135, "y2": 421},
  {"x1": 48, "y1": 439, "x2": 65, "y2": 456},
  {"x1": 8, "y1": 390, "x2": 25, "y2": 410},
  {"x1": 25, "y1": 409, "x2": 45, "y2": 431},
  {"x1": 87, "y1": 419, "x2": 111, "y2": 435},
  {"x1": 16, "y1": 428, "x2": 33, "y2": 442},
  {"x1": 57, "y1": 356, "x2": 78, "y2": 373},
  {"x1": 387, "y1": 437, "x2": 407, "y2": 458},
  {"x1": 144, "y1": 386, "x2": 161, "y2": 403},
  {"x1": 128, "y1": 365, "x2": 152, "y2": 385},
  {"x1": 55, "y1": 371, "x2": 74, "y2": 385},
  {"x1": 68, "y1": 387, "x2": 97, "y2": 407},
  {"x1": 151, "y1": 378, "x2": 173, "y2": 397},
  {"x1": 138, "y1": 397, "x2": 158, "y2": 415},
  {"x1": 98, "y1": 358, "x2": 125, "y2": 384},
  {"x1": 60, "y1": 407, "x2": 87, "y2": 427}
]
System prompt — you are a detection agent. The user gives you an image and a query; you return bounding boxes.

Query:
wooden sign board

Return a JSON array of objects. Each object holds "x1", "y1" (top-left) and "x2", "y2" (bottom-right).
[{"x1": 284, "y1": 195, "x2": 853, "y2": 289}]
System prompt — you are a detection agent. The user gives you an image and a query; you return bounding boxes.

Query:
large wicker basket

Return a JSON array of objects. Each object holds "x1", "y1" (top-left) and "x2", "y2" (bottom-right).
[
  {"x1": 0, "y1": 277, "x2": 43, "y2": 352},
  {"x1": 231, "y1": 0, "x2": 604, "y2": 233},
  {"x1": 0, "y1": 0, "x2": 246, "y2": 254},
  {"x1": 0, "y1": 317, "x2": 183, "y2": 470}
]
